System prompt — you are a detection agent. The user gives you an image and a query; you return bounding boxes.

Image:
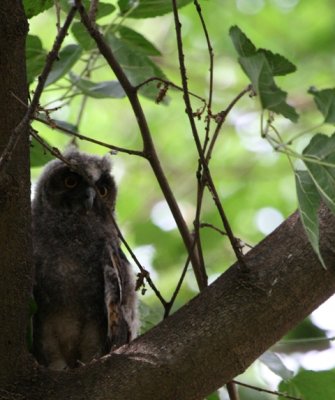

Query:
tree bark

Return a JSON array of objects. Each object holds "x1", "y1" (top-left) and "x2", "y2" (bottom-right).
[
  {"x1": 1, "y1": 205, "x2": 335, "y2": 399},
  {"x1": 0, "y1": 0, "x2": 32, "y2": 386}
]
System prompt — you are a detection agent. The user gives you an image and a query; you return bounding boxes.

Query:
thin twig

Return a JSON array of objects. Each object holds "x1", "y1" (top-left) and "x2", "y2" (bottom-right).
[
  {"x1": 30, "y1": 130, "x2": 72, "y2": 167},
  {"x1": 163, "y1": 237, "x2": 197, "y2": 319},
  {"x1": 233, "y1": 380, "x2": 303, "y2": 400},
  {"x1": 193, "y1": 0, "x2": 214, "y2": 155},
  {"x1": 54, "y1": 0, "x2": 61, "y2": 33},
  {"x1": 205, "y1": 85, "x2": 252, "y2": 163},
  {"x1": 171, "y1": 0, "x2": 248, "y2": 272},
  {"x1": 0, "y1": 6, "x2": 77, "y2": 171},
  {"x1": 74, "y1": 0, "x2": 206, "y2": 291},
  {"x1": 135, "y1": 76, "x2": 207, "y2": 104},
  {"x1": 108, "y1": 213, "x2": 168, "y2": 308},
  {"x1": 191, "y1": 0, "x2": 215, "y2": 286},
  {"x1": 34, "y1": 115, "x2": 145, "y2": 157},
  {"x1": 199, "y1": 222, "x2": 227, "y2": 236}
]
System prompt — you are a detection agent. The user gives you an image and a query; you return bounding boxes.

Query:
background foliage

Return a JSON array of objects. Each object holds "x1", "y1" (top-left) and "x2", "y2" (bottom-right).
[{"x1": 25, "y1": 0, "x2": 335, "y2": 398}]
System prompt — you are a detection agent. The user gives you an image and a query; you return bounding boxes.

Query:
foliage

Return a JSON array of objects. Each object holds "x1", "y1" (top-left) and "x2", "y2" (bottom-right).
[
  {"x1": 279, "y1": 370, "x2": 335, "y2": 400},
  {"x1": 24, "y1": 0, "x2": 335, "y2": 399}
]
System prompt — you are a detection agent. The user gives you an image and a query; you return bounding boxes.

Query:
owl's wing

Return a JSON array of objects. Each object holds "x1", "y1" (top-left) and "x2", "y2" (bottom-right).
[{"x1": 104, "y1": 246, "x2": 131, "y2": 348}]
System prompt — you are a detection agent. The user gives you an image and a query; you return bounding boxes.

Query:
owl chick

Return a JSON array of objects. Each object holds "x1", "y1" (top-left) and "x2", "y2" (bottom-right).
[{"x1": 32, "y1": 148, "x2": 138, "y2": 370}]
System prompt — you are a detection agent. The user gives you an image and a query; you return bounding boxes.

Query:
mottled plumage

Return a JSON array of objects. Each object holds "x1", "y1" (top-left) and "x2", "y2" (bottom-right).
[{"x1": 32, "y1": 149, "x2": 138, "y2": 370}]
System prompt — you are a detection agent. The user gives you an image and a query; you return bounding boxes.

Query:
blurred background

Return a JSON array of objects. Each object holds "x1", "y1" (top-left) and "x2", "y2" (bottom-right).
[{"x1": 28, "y1": 0, "x2": 335, "y2": 398}]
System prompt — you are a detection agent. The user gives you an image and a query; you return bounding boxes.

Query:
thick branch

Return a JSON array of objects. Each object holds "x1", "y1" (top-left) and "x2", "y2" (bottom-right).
[{"x1": 9, "y1": 206, "x2": 335, "y2": 399}]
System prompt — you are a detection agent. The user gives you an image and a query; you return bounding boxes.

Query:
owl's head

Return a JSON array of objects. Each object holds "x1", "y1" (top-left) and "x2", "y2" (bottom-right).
[{"x1": 34, "y1": 149, "x2": 117, "y2": 216}]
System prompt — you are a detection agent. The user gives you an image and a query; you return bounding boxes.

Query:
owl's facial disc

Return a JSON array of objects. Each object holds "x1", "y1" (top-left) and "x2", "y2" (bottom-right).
[{"x1": 44, "y1": 165, "x2": 116, "y2": 215}]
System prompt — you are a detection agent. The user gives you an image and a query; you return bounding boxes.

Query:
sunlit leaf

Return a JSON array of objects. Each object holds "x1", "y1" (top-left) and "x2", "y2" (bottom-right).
[
  {"x1": 45, "y1": 45, "x2": 82, "y2": 87},
  {"x1": 295, "y1": 170, "x2": 325, "y2": 269},
  {"x1": 118, "y1": 0, "x2": 193, "y2": 18},
  {"x1": 259, "y1": 351, "x2": 294, "y2": 380},
  {"x1": 303, "y1": 133, "x2": 335, "y2": 215},
  {"x1": 70, "y1": 73, "x2": 126, "y2": 99},
  {"x1": 26, "y1": 35, "x2": 47, "y2": 84},
  {"x1": 278, "y1": 370, "x2": 335, "y2": 400},
  {"x1": 308, "y1": 87, "x2": 335, "y2": 124},
  {"x1": 230, "y1": 26, "x2": 298, "y2": 122},
  {"x1": 239, "y1": 53, "x2": 298, "y2": 122},
  {"x1": 30, "y1": 137, "x2": 54, "y2": 167},
  {"x1": 23, "y1": 0, "x2": 53, "y2": 18}
]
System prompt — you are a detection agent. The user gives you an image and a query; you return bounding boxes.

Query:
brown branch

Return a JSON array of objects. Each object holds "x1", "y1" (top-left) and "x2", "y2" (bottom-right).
[
  {"x1": 108, "y1": 212, "x2": 168, "y2": 308},
  {"x1": 233, "y1": 380, "x2": 303, "y2": 400},
  {"x1": 205, "y1": 85, "x2": 252, "y2": 163},
  {"x1": 135, "y1": 76, "x2": 206, "y2": 104},
  {"x1": 0, "y1": 6, "x2": 77, "y2": 171},
  {"x1": 34, "y1": 116, "x2": 144, "y2": 157},
  {"x1": 9, "y1": 206, "x2": 335, "y2": 399},
  {"x1": 74, "y1": 0, "x2": 206, "y2": 291},
  {"x1": 171, "y1": 0, "x2": 247, "y2": 272},
  {"x1": 193, "y1": 0, "x2": 214, "y2": 154},
  {"x1": 88, "y1": 0, "x2": 99, "y2": 24}
]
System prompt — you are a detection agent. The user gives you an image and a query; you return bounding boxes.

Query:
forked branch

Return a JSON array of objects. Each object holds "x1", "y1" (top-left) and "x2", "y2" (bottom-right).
[{"x1": 74, "y1": 0, "x2": 206, "y2": 289}]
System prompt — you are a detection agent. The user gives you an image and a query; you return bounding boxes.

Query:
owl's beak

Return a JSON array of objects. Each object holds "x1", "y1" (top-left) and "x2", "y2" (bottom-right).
[{"x1": 84, "y1": 187, "x2": 96, "y2": 210}]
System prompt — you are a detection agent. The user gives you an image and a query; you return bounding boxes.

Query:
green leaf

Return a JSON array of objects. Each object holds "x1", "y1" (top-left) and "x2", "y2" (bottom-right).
[
  {"x1": 230, "y1": 26, "x2": 298, "y2": 122},
  {"x1": 278, "y1": 370, "x2": 335, "y2": 400},
  {"x1": 259, "y1": 351, "x2": 294, "y2": 380},
  {"x1": 71, "y1": 22, "x2": 95, "y2": 51},
  {"x1": 239, "y1": 53, "x2": 298, "y2": 122},
  {"x1": 30, "y1": 137, "x2": 54, "y2": 167},
  {"x1": 308, "y1": 87, "x2": 335, "y2": 124},
  {"x1": 118, "y1": 0, "x2": 193, "y2": 18},
  {"x1": 23, "y1": 0, "x2": 53, "y2": 19},
  {"x1": 295, "y1": 170, "x2": 325, "y2": 269},
  {"x1": 117, "y1": 26, "x2": 161, "y2": 56},
  {"x1": 229, "y1": 26, "x2": 257, "y2": 57},
  {"x1": 45, "y1": 45, "x2": 82, "y2": 87},
  {"x1": 70, "y1": 73, "x2": 126, "y2": 99},
  {"x1": 303, "y1": 133, "x2": 335, "y2": 215},
  {"x1": 26, "y1": 35, "x2": 47, "y2": 84},
  {"x1": 258, "y1": 49, "x2": 297, "y2": 76},
  {"x1": 106, "y1": 32, "x2": 168, "y2": 101}
]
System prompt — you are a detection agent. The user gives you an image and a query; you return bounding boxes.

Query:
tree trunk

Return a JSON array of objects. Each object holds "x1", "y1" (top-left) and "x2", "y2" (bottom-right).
[{"x1": 0, "y1": 0, "x2": 32, "y2": 385}]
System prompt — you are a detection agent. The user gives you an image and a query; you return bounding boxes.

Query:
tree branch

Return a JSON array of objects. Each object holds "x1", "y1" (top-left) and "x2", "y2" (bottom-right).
[
  {"x1": 9, "y1": 206, "x2": 335, "y2": 399},
  {"x1": 74, "y1": 0, "x2": 206, "y2": 291},
  {"x1": 0, "y1": 6, "x2": 77, "y2": 171},
  {"x1": 171, "y1": 0, "x2": 247, "y2": 272}
]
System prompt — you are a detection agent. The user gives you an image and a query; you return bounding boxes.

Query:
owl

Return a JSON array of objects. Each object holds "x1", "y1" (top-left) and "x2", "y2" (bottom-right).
[{"x1": 32, "y1": 148, "x2": 138, "y2": 370}]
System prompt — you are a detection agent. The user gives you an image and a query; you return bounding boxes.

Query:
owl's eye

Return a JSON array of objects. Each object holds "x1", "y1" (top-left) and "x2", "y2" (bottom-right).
[
  {"x1": 64, "y1": 175, "x2": 78, "y2": 189},
  {"x1": 98, "y1": 185, "x2": 108, "y2": 197}
]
